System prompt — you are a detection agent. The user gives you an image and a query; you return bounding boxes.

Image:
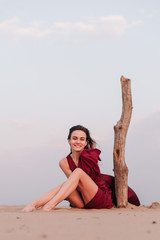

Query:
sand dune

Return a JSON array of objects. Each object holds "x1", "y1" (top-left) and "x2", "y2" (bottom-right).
[{"x1": 0, "y1": 203, "x2": 160, "y2": 240}]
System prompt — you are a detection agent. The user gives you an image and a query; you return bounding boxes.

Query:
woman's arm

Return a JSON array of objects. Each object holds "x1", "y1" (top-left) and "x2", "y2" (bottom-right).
[{"x1": 59, "y1": 158, "x2": 72, "y2": 178}]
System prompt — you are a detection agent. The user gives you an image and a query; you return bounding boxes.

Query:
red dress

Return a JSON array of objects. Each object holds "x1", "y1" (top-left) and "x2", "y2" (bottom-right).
[{"x1": 66, "y1": 148, "x2": 140, "y2": 209}]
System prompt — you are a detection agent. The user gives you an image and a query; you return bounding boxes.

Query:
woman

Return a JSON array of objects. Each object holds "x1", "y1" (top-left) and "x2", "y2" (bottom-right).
[{"x1": 22, "y1": 125, "x2": 140, "y2": 212}]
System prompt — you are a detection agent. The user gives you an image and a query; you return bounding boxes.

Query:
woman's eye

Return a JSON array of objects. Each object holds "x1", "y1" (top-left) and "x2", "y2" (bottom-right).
[{"x1": 72, "y1": 137, "x2": 86, "y2": 141}]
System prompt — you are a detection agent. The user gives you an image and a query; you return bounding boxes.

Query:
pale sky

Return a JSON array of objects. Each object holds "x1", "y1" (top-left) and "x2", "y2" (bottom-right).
[{"x1": 0, "y1": 0, "x2": 160, "y2": 206}]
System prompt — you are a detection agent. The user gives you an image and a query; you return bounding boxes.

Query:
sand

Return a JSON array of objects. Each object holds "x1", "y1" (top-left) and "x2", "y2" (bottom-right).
[{"x1": 0, "y1": 203, "x2": 160, "y2": 240}]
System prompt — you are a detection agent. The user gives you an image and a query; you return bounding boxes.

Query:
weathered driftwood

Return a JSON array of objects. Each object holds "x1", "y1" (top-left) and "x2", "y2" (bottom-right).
[{"x1": 113, "y1": 76, "x2": 133, "y2": 208}]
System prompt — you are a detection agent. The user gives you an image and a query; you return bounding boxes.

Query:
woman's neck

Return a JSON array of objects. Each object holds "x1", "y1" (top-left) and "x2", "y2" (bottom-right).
[{"x1": 71, "y1": 151, "x2": 82, "y2": 166}]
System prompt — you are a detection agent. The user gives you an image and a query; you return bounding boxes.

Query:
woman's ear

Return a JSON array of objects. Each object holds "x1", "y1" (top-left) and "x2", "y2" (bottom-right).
[{"x1": 68, "y1": 139, "x2": 71, "y2": 145}]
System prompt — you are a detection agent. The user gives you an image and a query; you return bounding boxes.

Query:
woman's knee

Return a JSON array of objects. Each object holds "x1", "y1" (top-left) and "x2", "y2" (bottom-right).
[{"x1": 73, "y1": 168, "x2": 84, "y2": 177}]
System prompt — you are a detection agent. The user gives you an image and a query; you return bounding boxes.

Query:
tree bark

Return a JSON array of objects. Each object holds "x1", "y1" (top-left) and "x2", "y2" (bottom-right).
[{"x1": 113, "y1": 76, "x2": 133, "y2": 208}]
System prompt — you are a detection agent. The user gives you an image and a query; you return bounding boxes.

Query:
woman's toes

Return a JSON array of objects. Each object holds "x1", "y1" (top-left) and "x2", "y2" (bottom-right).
[
  {"x1": 21, "y1": 205, "x2": 36, "y2": 212},
  {"x1": 41, "y1": 205, "x2": 54, "y2": 211}
]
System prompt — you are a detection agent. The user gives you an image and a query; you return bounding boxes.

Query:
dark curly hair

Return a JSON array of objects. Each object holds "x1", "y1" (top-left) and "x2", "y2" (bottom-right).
[{"x1": 67, "y1": 125, "x2": 96, "y2": 149}]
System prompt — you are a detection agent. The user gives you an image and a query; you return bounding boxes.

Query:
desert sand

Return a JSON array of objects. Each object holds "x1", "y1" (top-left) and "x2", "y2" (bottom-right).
[{"x1": 0, "y1": 203, "x2": 160, "y2": 240}]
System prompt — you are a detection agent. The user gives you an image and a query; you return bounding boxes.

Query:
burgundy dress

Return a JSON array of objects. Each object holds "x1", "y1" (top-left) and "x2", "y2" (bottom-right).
[{"x1": 66, "y1": 148, "x2": 140, "y2": 209}]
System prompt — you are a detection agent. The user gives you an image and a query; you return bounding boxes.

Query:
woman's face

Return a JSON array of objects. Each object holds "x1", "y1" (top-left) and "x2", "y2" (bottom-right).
[{"x1": 68, "y1": 130, "x2": 87, "y2": 152}]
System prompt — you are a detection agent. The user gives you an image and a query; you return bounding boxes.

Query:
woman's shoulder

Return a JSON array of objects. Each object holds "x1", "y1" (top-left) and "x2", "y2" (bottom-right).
[
  {"x1": 82, "y1": 148, "x2": 101, "y2": 153},
  {"x1": 79, "y1": 148, "x2": 101, "y2": 174},
  {"x1": 80, "y1": 148, "x2": 101, "y2": 162},
  {"x1": 81, "y1": 148, "x2": 101, "y2": 164},
  {"x1": 59, "y1": 157, "x2": 72, "y2": 177},
  {"x1": 59, "y1": 157, "x2": 68, "y2": 167}
]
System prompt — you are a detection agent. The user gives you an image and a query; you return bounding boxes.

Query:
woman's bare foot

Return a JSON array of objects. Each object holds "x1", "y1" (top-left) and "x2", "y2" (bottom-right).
[
  {"x1": 21, "y1": 204, "x2": 36, "y2": 212},
  {"x1": 41, "y1": 204, "x2": 54, "y2": 212}
]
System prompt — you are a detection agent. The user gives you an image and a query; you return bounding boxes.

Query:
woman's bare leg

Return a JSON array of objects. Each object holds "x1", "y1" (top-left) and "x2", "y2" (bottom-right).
[
  {"x1": 66, "y1": 190, "x2": 84, "y2": 208},
  {"x1": 22, "y1": 182, "x2": 64, "y2": 212},
  {"x1": 42, "y1": 168, "x2": 98, "y2": 211},
  {"x1": 22, "y1": 181, "x2": 86, "y2": 212}
]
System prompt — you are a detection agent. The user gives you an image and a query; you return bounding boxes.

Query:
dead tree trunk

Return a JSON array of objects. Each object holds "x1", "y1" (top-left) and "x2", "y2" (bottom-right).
[{"x1": 113, "y1": 76, "x2": 133, "y2": 208}]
